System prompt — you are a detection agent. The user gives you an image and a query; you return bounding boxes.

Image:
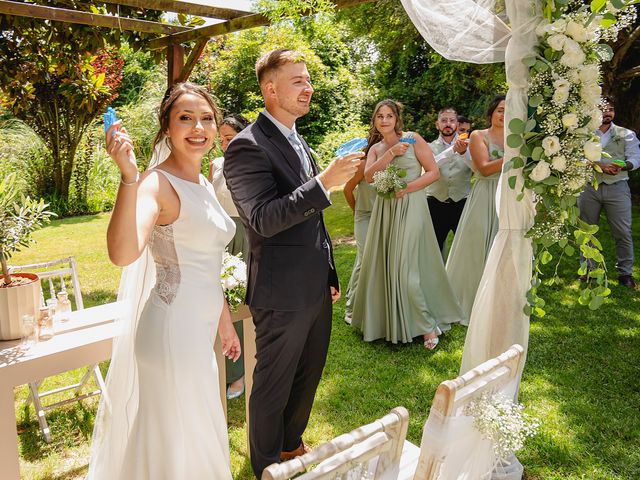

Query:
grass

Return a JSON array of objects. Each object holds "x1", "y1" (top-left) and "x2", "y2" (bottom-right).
[{"x1": 10, "y1": 196, "x2": 640, "y2": 479}]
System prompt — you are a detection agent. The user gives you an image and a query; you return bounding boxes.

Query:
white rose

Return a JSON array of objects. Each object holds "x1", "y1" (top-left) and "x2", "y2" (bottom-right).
[
  {"x1": 566, "y1": 20, "x2": 589, "y2": 43},
  {"x1": 535, "y1": 19, "x2": 550, "y2": 37},
  {"x1": 530, "y1": 160, "x2": 552, "y2": 182},
  {"x1": 549, "y1": 18, "x2": 567, "y2": 34},
  {"x1": 551, "y1": 155, "x2": 567, "y2": 172},
  {"x1": 542, "y1": 135, "x2": 561, "y2": 156},
  {"x1": 567, "y1": 68, "x2": 581, "y2": 83},
  {"x1": 553, "y1": 89, "x2": 570, "y2": 105},
  {"x1": 587, "y1": 109, "x2": 602, "y2": 131},
  {"x1": 562, "y1": 113, "x2": 579, "y2": 130},
  {"x1": 583, "y1": 141, "x2": 602, "y2": 162},
  {"x1": 560, "y1": 38, "x2": 586, "y2": 68},
  {"x1": 579, "y1": 64, "x2": 600, "y2": 83},
  {"x1": 580, "y1": 83, "x2": 601, "y2": 104},
  {"x1": 222, "y1": 275, "x2": 235, "y2": 290},
  {"x1": 234, "y1": 268, "x2": 247, "y2": 284},
  {"x1": 552, "y1": 78, "x2": 571, "y2": 105},
  {"x1": 547, "y1": 33, "x2": 567, "y2": 51}
]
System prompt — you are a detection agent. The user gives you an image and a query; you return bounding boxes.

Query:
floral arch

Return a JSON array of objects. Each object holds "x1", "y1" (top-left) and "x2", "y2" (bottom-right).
[{"x1": 400, "y1": 0, "x2": 637, "y2": 374}]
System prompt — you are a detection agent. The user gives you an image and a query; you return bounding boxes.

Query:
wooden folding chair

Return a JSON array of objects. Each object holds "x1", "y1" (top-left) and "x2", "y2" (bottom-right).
[
  {"x1": 399, "y1": 344, "x2": 526, "y2": 480},
  {"x1": 10, "y1": 256, "x2": 107, "y2": 443},
  {"x1": 262, "y1": 407, "x2": 410, "y2": 480}
]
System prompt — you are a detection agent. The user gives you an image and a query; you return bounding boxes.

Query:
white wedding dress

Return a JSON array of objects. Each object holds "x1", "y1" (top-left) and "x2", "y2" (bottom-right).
[{"x1": 88, "y1": 169, "x2": 235, "y2": 479}]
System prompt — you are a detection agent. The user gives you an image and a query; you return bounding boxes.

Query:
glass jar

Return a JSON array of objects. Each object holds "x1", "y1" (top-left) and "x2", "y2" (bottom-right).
[
  {"x1": 21, "y1": 314, "x2": 38, "y2": 346},
  {"x1": 37, "y1": 306, "x2": 54, "y2": 341},
  {"x1": 56, "y1": 291, "x2": 72, "y2": 322},
  {"x1": 46, "y1": 297, "x2": 58, "y2": 320}
]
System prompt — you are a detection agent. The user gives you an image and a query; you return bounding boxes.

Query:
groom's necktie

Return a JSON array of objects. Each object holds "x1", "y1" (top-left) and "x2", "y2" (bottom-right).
[{"x1": 288, "y1": 131, "x2": 313, "y2": 177}]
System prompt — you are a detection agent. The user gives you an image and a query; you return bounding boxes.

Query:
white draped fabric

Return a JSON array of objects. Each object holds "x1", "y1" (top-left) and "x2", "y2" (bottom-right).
[
  {"x1": 399, "y1": 0, "x2": 540, "y2": 375},
  {"x1": 400, "y1": 0, "x2": 511, "y2": 64},
  {"x1": 419, "y1": 380, "x2": 523, "y2": 479},
  {"x1": 400, "y1": 1, "x2": 541, "y2": 476}
]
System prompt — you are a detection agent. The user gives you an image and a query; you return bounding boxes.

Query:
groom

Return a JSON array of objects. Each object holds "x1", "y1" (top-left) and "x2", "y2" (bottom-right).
[{"x1": 224, "y1": 49, "x2": 363, "y2": 478}]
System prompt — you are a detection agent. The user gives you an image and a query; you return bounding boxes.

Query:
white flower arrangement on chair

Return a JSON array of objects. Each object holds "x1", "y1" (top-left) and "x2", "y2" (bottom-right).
[
  {"x1": 465, "y1": 392, "x2": 539, "y2": 462},
  {"x1": 505, "y1": 0, "x2": 637, "y2": 316}
]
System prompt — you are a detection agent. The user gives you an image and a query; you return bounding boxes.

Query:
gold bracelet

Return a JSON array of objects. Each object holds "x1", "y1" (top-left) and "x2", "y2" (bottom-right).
[{"x1": 120, "y1": 173, "x2": 139, "y2": 186}]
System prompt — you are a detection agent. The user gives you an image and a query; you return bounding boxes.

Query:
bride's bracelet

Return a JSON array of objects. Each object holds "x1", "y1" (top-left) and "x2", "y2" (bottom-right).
[{"x1": 120, "y1": 173, "x2": 139, "y2": 186}]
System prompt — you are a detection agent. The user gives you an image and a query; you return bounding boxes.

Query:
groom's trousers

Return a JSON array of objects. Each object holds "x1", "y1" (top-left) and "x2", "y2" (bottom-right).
[{"x1": 248, "y1": 287, "x2": 332, "y2": 478}]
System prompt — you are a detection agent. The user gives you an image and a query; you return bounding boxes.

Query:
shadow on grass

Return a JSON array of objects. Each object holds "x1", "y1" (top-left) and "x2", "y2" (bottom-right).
[
  {"x1": 19, "y1": 401, "x2": 97, "y2": 463},
  {"x1": 46, "y1": 214, "x2": 106, "y2": 228}
]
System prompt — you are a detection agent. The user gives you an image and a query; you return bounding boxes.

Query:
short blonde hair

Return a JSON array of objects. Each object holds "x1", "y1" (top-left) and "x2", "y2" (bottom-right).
[{"x1": 255, "y1": 49, "x2": 306, "y2": 86}]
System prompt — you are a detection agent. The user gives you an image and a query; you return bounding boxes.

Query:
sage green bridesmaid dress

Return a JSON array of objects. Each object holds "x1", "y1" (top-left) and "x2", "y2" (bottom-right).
[
  {"x1": 344, "y1": 179, "x2": 377, "y2": 323},
  {"x1": 352, "y1": 138, "x2": 464, "y2": 343},
  {"x1": 445, "y1": 132, "x2": 503, "y2": 325}
]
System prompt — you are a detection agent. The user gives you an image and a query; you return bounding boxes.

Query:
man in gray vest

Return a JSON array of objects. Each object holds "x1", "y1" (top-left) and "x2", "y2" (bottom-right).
[
  {"x1": 578, "y1": 96, "x2": 640, "y2": 289},
  {"x1": 427, "y1": 107, "x2": 472, "y2": 250}
]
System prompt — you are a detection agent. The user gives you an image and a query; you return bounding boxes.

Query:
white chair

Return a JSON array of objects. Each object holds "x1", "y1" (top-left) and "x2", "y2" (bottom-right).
[
  {"x1": 262, "y1": 406, "x2": 410, "y2": 480},
  {"x1": 400, "y1": 344, "x2": 526, "y2": 480},
  {"x1": 10, "y1": 256, "x2": 107, "y2": 442}
]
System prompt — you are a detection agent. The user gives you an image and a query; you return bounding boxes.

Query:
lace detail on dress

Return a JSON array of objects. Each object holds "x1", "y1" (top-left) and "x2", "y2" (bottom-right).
[{"x1": 149, "y1": 224, "x2": 181, "y2": 305}]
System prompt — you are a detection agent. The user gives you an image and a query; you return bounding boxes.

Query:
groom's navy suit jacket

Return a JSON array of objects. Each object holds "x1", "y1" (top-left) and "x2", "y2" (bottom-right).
[{"x1": 223, "y1": 113, "x2": 339, "y2": 311}]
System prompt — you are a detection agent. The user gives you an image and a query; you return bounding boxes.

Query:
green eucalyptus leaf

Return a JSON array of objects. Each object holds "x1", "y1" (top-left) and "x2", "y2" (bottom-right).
[
  {"x1": 588, "y1": 295, "x2": 604, "y2": 310},
  {"x1": 525, "y1": 118, "x2": 537, "y2": 132},
  {"x1": 508, "y1": 175, "x2": 518, "y2": 189},
  {"x1": 507, "y1": 134, "x2": 523, "y2": 148},
  {"x1": 509, "y1": 118, "x2": 526, "y2": 134},
  {"x1": 532, "y1": 146, "x2": 544, "y2": 161},
  {"x1": 529, "y1": 94, "x2": 544, "y2": 107}
]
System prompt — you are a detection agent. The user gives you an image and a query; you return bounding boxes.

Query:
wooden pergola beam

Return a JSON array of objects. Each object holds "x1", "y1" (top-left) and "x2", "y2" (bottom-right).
[
  {"x1": 148, "y1": 12, "x2": 269, "y2": 50},
  {"x1": 147, "y1": 0, "x2": 374, "y2": 50},
  {"x1": 0, "y1": 0, "x2": 191, "y2": 35},
  {"x1": 102, "y1": 0, "x2": 250, "y2": 20},
  {"x1": 177, "y1": 38, "x2": 209, "y2": 83}
]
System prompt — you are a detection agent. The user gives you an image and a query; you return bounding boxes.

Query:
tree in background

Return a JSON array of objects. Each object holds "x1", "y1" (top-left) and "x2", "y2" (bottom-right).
[
  {"x1": 0, "y1": 3, "x2": 161, "y2": 202},
  {"x1": 337, "y1": 0, "x2": 507, "y2": 138},
  {"x1": 602, "y1": 13, "x2": 639, "y2": 133},
  {"x1": 192, "y1": 14, "x2": 370, "y2": 159}
]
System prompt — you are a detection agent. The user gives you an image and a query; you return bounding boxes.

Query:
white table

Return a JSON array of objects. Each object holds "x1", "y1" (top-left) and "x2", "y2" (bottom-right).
[{"x1": 0, "y1": 302, "x2": 255, "y2": 479}]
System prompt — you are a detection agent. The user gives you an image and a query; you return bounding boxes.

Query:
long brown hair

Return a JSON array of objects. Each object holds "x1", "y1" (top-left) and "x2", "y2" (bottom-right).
[
  {"x1": 365, "y1": 99, "x2": 404, "y2": 155},
  {"x1": 151, "y1": 82, "x2": 221, "y2": 152}
]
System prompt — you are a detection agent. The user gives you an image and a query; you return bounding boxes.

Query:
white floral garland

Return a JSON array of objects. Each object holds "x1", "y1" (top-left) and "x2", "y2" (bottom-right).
[
  {"x1": 506, "y1": 0, "x2": 638, "y2": 316},
  {"x1": 465, "y1": 392, "x2": 539, "y2": 461}
]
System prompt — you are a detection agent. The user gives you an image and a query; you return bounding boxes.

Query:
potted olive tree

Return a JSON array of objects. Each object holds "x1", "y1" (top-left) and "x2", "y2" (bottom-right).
[{"x1": 0, "y1": 173, "x2": 53, "y2": 340}]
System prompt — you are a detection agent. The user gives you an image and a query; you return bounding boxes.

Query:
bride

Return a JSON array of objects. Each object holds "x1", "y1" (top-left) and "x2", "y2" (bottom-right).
[{"x1": 87, "y1": 82, "x2": 240, "y2": 479}]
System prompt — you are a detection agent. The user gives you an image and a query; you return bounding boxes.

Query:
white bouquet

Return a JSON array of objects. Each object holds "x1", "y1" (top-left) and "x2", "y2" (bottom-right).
[
  {"x1": 372, "y1": 164, "x2": 407, "y2": 198},
  {"x1": 220, "y1": 251, "x2": 247, "y2": 312},
  {"x1": 465, "y1": 392, "x2": 539, "y2": 461}
]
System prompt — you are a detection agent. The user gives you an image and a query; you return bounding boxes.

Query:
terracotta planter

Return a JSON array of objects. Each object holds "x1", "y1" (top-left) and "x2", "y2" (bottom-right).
[{"x1": 0, "y1": 273, "x2": 41, "y2": 341}]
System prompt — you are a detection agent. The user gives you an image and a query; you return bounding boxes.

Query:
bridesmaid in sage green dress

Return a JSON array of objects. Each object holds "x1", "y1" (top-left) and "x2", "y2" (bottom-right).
[
  {"x1": 209, "y1": 114, "x2": 250, "y2": 399},
  {"x1": 343, "y1": 160, "x2": 376, "y2": 325},
  {"x1": 446, "y1": 95, "x2": 505, "y2": 325},
  {"x1": 352, "y1": 100, "x2": 463, "y2": 349}
]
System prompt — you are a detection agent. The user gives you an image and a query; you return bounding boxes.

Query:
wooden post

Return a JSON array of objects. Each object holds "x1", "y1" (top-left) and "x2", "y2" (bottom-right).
[{"x1": 167, "y1": 44, "x2": 185, "y2": 87}]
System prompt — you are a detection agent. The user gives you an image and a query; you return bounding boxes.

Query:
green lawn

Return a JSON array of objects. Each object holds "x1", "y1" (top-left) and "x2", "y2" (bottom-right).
[{"x1": 10, "y1": 196, "x2": 640, "y2": 480}]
